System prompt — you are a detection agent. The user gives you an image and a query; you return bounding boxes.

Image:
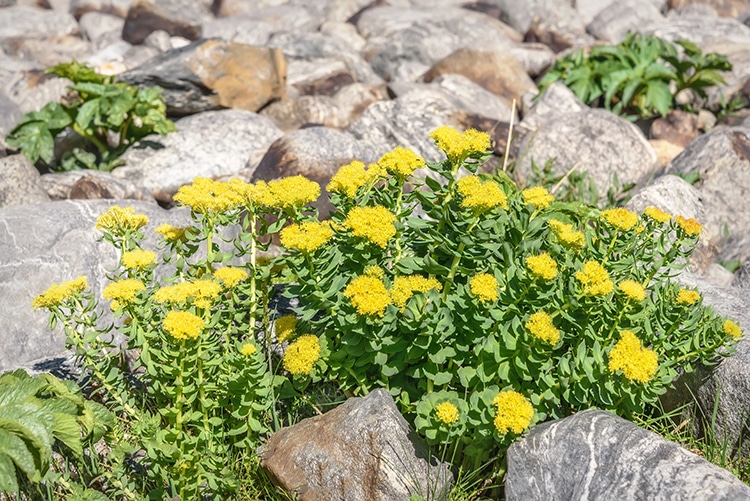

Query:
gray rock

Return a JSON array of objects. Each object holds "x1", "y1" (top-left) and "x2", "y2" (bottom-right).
[
  {"x1": 520, "y1": 81, "x2": 587, "y2": 131},
  {"x1": 0, "y1": 200, "x2": 192, "y2": 372},
  {"x1": 733, "y1": 260, "x2": 750, "y2": 287},
  {"x1": 261, "y1": 388, "x2": 453, "y2": 501},
  {"x1": 69, "y1": 0, "x2": 133, "y2": 18},
  {"x1": 0, "y1": 92, "x2": 21, "y2": 137},
  {"x1": 113, "y1": 109, "x2": 283, "y2": 202},
  {"x1": 4, "y1": 72, "x2": 69, "y2": 115},
  {"x1": 82, "y1": 40, "x2": 159, "y2": 75},
  {"x1": 667, "y1": 0, "x2": 750, "y2": 19},
  {"x1": 121, "y1": 0, "x2": 208, "y2": 45},
  {"x1": 505, "y1": 409, "x2": 750, "y2": 500},
  {"x1": 508, "y1": 43, "x2": 557, "y2": 78},
  {"x1": 78, "y1": 11, "x2": 125, "y2": 48},
  {"x1": 587, "y1": 0, "x2": 666, "y2": 43},
  {"x1": 41, "y1": 170, "x2": 155, "y2": 202},
  {"x1": 641, "y1": 14, "x2": 750, "y2": 47},
  {"x1": 5, "y1": 36, "x2": 93, "y2": 68},
  {"x1": 523, "y1": 2, "x2": 595, "y2": 53},
  {"x1": 319, "y1": 20, "x2": 367, "y2": 52},
  {"x1": 212, "y1": 2, "x2": 322, "y2": 32},
  {"x1": 701, "y1": 42, "x2": 750, "y2": 111},
  {"x1": 0, "y1": 155, "x2": 50, "y2": 207},
  {"x1": 201, "y1": 16, "x2": 275, "y2": 46},
  {"x1": 703, "y1": 262, "x2": 736, "y2": 287},
  {"x1": 0, "y1": 5, "x2": 78, "y2": 39}
]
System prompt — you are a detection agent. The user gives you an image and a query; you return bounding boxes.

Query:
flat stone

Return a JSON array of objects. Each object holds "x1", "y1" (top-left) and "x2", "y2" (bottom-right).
[
  {"x1": 121, "y1": 0, "x2": 208, "y2": 45},
  {"x1": 0, "y1": 154, "x2": 50, "y2": 208},
  {"x1": 587, "y1": 0, "x2": 666, "y2": 43},
  {"x1": 641, "y1": 14, "x2": 750, "y2": 47},
  {"x1": 78, "y1": 12, "x2": 125, "y2": 48},
  {"x1": 668, "y1": 0, "x2": 750, "y2": 18},
  {"x1": 0, "y1": 5, "x2": 79, "y2": 39},
  {"x1": 650, "y1": 110, "x2": 701, "y2": 148},
  {"x1": 41, "y1": 170, "x2": 155, "y2": 202},
  {"x1": 70, "y1": 0, "x2": 133, "y2": 18}
]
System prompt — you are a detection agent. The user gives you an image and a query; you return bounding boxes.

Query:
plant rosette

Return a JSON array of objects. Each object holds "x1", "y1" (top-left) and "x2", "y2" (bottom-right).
[{"x1": 414, "y1": 390, "x2": 470, "y2": 445}]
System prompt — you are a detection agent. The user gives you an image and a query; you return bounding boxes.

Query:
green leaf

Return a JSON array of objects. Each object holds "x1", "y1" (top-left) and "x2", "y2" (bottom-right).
[
  {"x1": 0, "y1": 453, "x2": 19, "y2": 494},
  {"x1": 46, "y1": 60, "x2": 107, "y2": 84},
  {"x1": 644, "y1": 80, "x2": 672, "y2": 117},
  {"x1": 6, "y1": 122, "x2": 55, "y2": 164},
  {"x1": 75, "y1": 99, "x2": 100, "y2": 131}
]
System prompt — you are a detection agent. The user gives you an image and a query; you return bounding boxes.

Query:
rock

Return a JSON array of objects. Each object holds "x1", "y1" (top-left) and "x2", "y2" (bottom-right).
[
  {"x1": 649, "y1": 110, "x2": 701, "y2": 148},
  {"x1": 82, "y1": 40, "x2": 159, "y2": 76},
  {"x1": 213, "y1": 4, "x2": 321, "y2": 32},
  {"x1": 587, "y1": 0, "x2": 666, "y2": 43},
  {"x1": 641, "y1": 13, "x2": 750, "y2": 47},
  {"x1": 319, "y1": 20, "x2": 367, "y2": 52},
  {"x1": 41, "y1": 170, "x2": 155, "y2": 202},
  {"x1": 121, "y1": 0, "x2": 208, "y2": 45},
  {"x1": 422, "y1": 48, "x2": 538, "y2": 105},
  {"x1": 523, "y1": 4, "x2": 595, "y2": 53},
  {"x1": 734, "y1": 260, "x2": 750, "y2": 287},
  {"x1": 3, "y1": 36, "x2": 92, "y2": 68},
  {"x1": 78, "y1": 11, "x2": 125, "y2": 48},
  {"x1": 0, "y1": 5, "x2": 78, "y2": 39},
  {"x1": 0, "y1": 155, "x2": 51, "y2": 207},
  {"x1": 701, "y1": 42, "x2": 750, "y2": 111},
  {"x1": 113, "y1": 109, "x2": 283, "y2": 202},
  {"x1": 70, "y1": 0, "x2": 133, "y2": 18},
  {"x1": 515, "y1": 109, "x2": 658, "y2": 198},
  {"x1": 505, "y1": 409, "x2": 750, "y2": 500},
  {"x1": 261, "y1": 388, "x2": 453, "y2": 501},
  {"x1": 0, "y1": 92, "x2": 22, "y2": 137},
  {"x1": 519, "y1": 81, "x2": 588, "y2": 132},
  {"x1": 202, "y1": 15, "x2": 275, "y2": 46},
  {"x1": 668, "y1": 0, "x2": 750, "y2": 18},
  {"x1": 508, "y1": 43, "x2": 557, "y2": 77},
  {"x1": 703, "y1": 262, "x2": 736, "y2": 287},
  {"x1": 648, "y1": 139, "x2": 685, "y2": 168},
  {"x1": 0, "y1": 199, "x2": 192, "y2": 372},
  {"x1": 4, "y1": 70, "x2": 69, "y2": 115},
  {"x1": 118, "y1": 39, "x2": 287, "y2": 116},
  {"x1": 666, "y1": 126, "x2": 750, "y2": 263}
]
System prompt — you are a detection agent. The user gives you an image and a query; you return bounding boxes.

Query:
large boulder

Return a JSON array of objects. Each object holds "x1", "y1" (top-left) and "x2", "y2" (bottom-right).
[{"x1": 0, "y1": 155, "x2": 51, "y2": 208}]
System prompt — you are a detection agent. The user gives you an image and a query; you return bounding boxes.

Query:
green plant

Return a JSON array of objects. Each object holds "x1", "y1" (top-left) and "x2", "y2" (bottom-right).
[
  {"x1": 6, "y1": 60, "x2": 175, "y2": 172},
  {"x1": 538, "y1": 33, "x2": 732, "y2": 120}
]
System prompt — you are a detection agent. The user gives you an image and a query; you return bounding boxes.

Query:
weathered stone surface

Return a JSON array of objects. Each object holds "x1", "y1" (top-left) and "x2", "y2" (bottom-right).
[
  {"x1": 41, "y1": 170, "x2": 155, "y2": 202},
  {"x1": 4, "y1": 70, "x2": 70, "y2": 114},
  {"x1": 650, "y1": 109, "x2": 701, "y2": 148},
  {"x1": 648, "y1": 139, "x2": 685, "y2": 168},
  {"x1": 215, "y1": 3, "x2": 321, "y2": 31},
  {"x1": 0, "y1": 155, "x2": 50, "y2": 207},
  {"x1": 508, "y1": 43, "x2": 556, "y2": 77},
  {"x1": 0, "y1": 200, "x2": 192, "y2": 372},
  {"x1": 262, "y1": 389, "x2": 453, "y2": 501},
  {"x1": 114, "y1": 110, "x2": 283, "y2": 201},
  {"x1": 422, "y1": 48, "x2": 537, "y2": 104},
  {"x1": 121, "y1": 0, "x2": 207, "y2": 45},
  {"x1": 319, "y1": 20, "x2": 367, "y2": 52},
  {"x1": 3, "y1": 36, "x2": 92, "y2": 68},
  {"x1": 587, "y1": 0, "x2": 666, "y2": 43},
  {"x1": 0, "y1": 92, "x2": 22, "y2": 137},
  {"x1": 519, "y1": 81, "x2": 588, "y2": 133},
  {"x1": 505, "y1": 409, "x2": 750, "y2": 500},
  {"x1": 641, "y1": 13, "x2": 750, "y2": 47},
  {"x1": 78, "y1": 11, "x2": 125, "y2": 48},
  {"x1": 0, "y1": 5, "x2": 79, "y2": 39},
  {"x1": 702, "y1": 42, "x2": 750, "y2": 110},
  {"x1": 523, "y1": 4, "x2": 595, "y2": 52},
  {"x1": 703, "y1": 262, "x2": 736, "y2": 287},
  {"x1": 119, "y1": 39, "x2": 287, "y2": 116},
  {"x1": 516, "y1": 109, "x2": 658, "y2": 196},
  {"x1": 734, "y1": 260, "x2": 750, "y2": 287},
  {"x1": 70, "y1": 0, "x2": 133, "y2": 18},
  {"x1": 82, "y1": 40, "x2": 158, "y2": 76},
  {"x1": 668, "y1": 0, "x2": 750, "y2": 18}
]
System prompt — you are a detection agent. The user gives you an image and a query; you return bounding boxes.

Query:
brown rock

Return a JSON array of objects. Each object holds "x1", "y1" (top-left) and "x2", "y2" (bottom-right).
[
  {"x1": 648, "y1": 139, "x2": 686, "y2": 168},
  {"x1": 121, "y1": 0, "x2": 207, "y2": 45},
  {"x1": 70, "y1": 0, "x2": 133, "y2": 19},
  {"x1": 449, "y1": 111, "x2": 514, "y2": 173},
  {"x1": 295, "y1": 70, "x2": 356, "y2": 97},
  {"x1": 422, "y1": 48, "x2": 537, "y2": 104},
  {"x1": 649, "y1": 110, "x2": 701, "y2": 148},
  {"x1": 524, "y1": 14, "x2": 593, "y2": 52},
  {"x1": 41, "y1": 170, "x2": 154, "y2": 202}
]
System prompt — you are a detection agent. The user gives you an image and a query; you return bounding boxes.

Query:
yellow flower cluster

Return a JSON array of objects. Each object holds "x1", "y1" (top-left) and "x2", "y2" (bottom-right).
[
  {"x1": 280, "y1": 221, "x2": 334, "y2": 253},
  {"x1": 326, "y1": 160, "x2": 384, "y2": 198},
  {"x1": 163, "y1": 310, "x2": 204, "y2": 341},
  {"x1": 377, "y1": 147, "x2": 425, "y2": 178},
  {"x1": 240, "y1": 343, "x2": 257, "y2": 356},
  {"x1": 675, "y1": 216, "x2": 702, "y2": 236},
  {"x1": 644, "y1": 206, "x2": 671, "y2": 223},
  {"x1": 214, "y1": 266, "x2": 248, "y2": 288},
  {"x1": 618, "y1": 279, "x2": 646, "y2": 302},
  {"x1": 154, "y1": 279, "x2": 221, "y2": 309},
  {"x1": 575, "y1": 261, "x2": 613, "y2": 296},
  {"x1": 522, "y1": 186, "x2": 555, "y2": 209},
  {"x1": 102, "y1": 278, "x2": 145, "y2": 305},
  {"x1": 548, "y1": 219, "x2": 585, "y2": 250},
  {"x1": 429, "y1": 125, "x2": 491, "y2": 162},
  {"x1": 601, "y1": 208, "x2": 639, "y2": 231},
  {"x1": 470, "y1": 273, "x2": 499, "y2": 303},
  {"x1": 275, "y1": 315, "x2": 297, "y2": 343},
  {"x1": 32, "y1": 276, "x2": 88, "y2": 309},
  {"x1": 363, "y1": 265, "x2": 384, "y2": 278},
  {"x1": 676, "y1": 289, "x2": 701, "y2": 306},
  {"x1": 525, "y1": 253, "x2": 558, "y2": 281},
  {"x1": 173, "y1": 177, "x2": 243, "y2": 214},
  {"x1": 390, "y1": 275, "x2": 442, "y2": 309},
  {"x1": 492, "y1": 391, "x2": 534, "y2": 435},
  {"x1": 723, "y1": 320, "x2": 742, "y2": 339},
  {"x1": 608, "y1": 330, "x2": 658, "y2": 383},
  {"x1": 525, "y1": 311, "x2": 560, "y2": 345},
  {"x1": 344, "y1": 275, "x2": 392, "y2": 317},
  {"x1": 122, "y1": 249, "x2": 157, "y2": 270},
  {"x1": 155, "y1": 224, "x2": 189, "y2": 242},
  {"x1": 434, "y1": 402, "x2": 460, "y2": 425},
  {"x1": 268, "y1": 176, "x2": 320, "y2": 209},
  {"x1": 282, "y1": 334, "x2": 320, "y2": 375},
  {"x1": 96, "y1": 206, "x2": 149, "y2": 233},
  {"x1": 345, "y1": 205, "x2": 397, "y2": 248},
  {"x1": 456, "y1": 176, "x2": 508, "y2": 212},
  {"x1": 227, "y1": 178, "x2": 276, "y2": 207}
]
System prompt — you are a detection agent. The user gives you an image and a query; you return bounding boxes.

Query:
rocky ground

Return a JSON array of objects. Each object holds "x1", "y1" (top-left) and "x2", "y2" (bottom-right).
[{"x1": 1, "y1": 0, "x2": 750, "y2": 498}]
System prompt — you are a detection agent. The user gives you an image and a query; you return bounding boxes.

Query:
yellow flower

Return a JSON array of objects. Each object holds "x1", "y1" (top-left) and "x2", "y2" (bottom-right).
[
  {"x1": 575, "y1": 261, "x2": 613, "y2": 296},
  {"x1": 601, "y1": 208, "x2": 639, "y2": 231},
  {"x1": 522, "y1": 186, "x2": 555, "y2": 209},
  {"x1": 618, "y1": 279, "x2": 646, "y2": 302},
  {"x1": 390, "y1": 275, "x2": 442, "y2": 309},
  {"x1": 525, "y1": 311, "x2": 560, "y2": 345},
  {"x1": 153, "y1": 279, "x2": 221, "y2": 308},
  {"x1": 121, "y1": 249, "x2": 157, "y2": 270},
  {"x1": 344, "y1": 275, "x2": 392, "y2": 317},
  {"x1": 363, "y1": 265, "x2": 384, "y2": 278},
  {"x1": 214, "y1": 267, "x2": 248, "y2": 288},
  {"x1": 723, "y1": 320, "x2": 742, "y2": 339},
  {"x1": 608, "y1": 330, "x2": 658, "y2": 383},
  {"x1": 456, "y1": 175, "x2": 508, "y2": 212},
  {"x1": 430, "y1": 125, "x2": 491, "y2": 162},
  {"x1": 155, "y1": 224, "x2": 189, "y2": 242},
  {"x1": 327, "y1": 160, "x2": 384, "y2": 198},
  {"x1": 32, "y1": 276, "x2": 88, "y2": 309},
  {"x1": 675, "y1": 215, "x2": 702, "y2": 236},
  {"x1": 227, "y1": 179, "x2": 277, "y2": 207},
  {"x1": 676, "y1": 289, "x2": 701, "y2": 306},
  {"x1": 275, "y1": 315, "x2": 297, "y2": 343},
  {"x1": 96, "y1": 206, "x2": 149, "y2": 234},
  {"x1": 377, "y1": 147, "x2": 425, "y2": 178},
  {"x1": 280, "y1": 221, "x2": 334, "y2": 253},
  {"x1": 525, "y1": 253, "x2": 557, "y2": 281},
  {"x1": 345, "y1": 205, "x2": 397, "y2": 248},
  {"x1": 163, "y1": 310, "x2": 204, "y2": 341},
  {"x1": 548, "y1": 219, "x2": 585, "y2": 250},
  {"x1": 282, "y1": 334, "x2": 320, "y2": 375},
  {"x1": 173, "y1": 177, "x2": 243, "y2": 214},
  {"x1": 470, "y1": 273, "x2": 498, "y2": 303},
  {"x1": 240, "y1": 343, "x2": 257, "y2": 356},
  {"x1": 434, "y1": 402, "x2": 460, "y2": 425},
  {"x1": 643, "y1": 206, "x2": 671, "y2": 223},
  {"x1": 492, "y1": 391, "x2": 534, "y2": 435},
  {"x1": 268, "y1": 176, "x2": 321, "y2": 209},
  {"x1": 102, "y1": 278, "x2": 145, "y2": 305}
]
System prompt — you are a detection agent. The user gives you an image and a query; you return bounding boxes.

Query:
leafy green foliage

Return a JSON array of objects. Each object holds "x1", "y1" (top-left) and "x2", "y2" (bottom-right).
[
  {"x1": 538, "y1": 33, "x2": 732, "y2": 120},
  {"x1": 5, "y1": 60, "x2": 175, "y2": 172}
]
